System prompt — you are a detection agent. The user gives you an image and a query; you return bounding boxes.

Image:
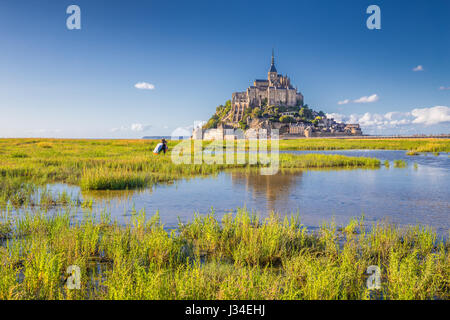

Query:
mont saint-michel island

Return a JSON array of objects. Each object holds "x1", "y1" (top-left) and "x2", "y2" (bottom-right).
[
  {"x1": 198, "y1": 51, "x2": 362, "y2": 139},
  {"x1": 1, "y1": 0, "x2": 449, "y2": 303}
]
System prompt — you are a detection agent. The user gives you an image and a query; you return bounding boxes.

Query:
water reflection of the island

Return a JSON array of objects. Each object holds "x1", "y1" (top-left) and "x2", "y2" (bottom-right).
[
  {"x1": 230, "y1": 169, "x2": 304, "y2": 213},
  {"x1": 40, "y1": 150, "x2": 449, "y2": 235},
  {"x1": 81, "y1": 168, "x2": 375, "y2": 213}
]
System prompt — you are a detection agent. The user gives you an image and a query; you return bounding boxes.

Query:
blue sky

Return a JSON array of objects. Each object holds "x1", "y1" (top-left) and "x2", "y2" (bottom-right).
[{"x1": 0, "y1": 0, "x2": 449, "y2": 138}]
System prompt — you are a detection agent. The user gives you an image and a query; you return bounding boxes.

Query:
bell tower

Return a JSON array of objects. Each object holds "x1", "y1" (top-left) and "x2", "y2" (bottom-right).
[{"x1": 268, "y1": 49, "x2": 278, "y2": 85}]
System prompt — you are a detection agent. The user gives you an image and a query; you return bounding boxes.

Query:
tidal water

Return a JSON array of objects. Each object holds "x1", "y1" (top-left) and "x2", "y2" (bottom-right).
[{"x1": 46, "y1": 150, "x2": 449, "y2": 235}]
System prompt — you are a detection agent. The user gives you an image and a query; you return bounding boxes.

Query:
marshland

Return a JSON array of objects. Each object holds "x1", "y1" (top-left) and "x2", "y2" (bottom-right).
[{"x1": 0, "y1": 138, "x2": 449, "y2": 300}]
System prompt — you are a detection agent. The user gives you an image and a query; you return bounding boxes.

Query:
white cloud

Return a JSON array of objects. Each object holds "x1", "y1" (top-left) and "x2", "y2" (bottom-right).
[
  {"x1": 354, "y1": 94, "x2": 379, "y2": 103},
  {"x1": 194, "y1": 121, "x2": 206, "y2": 129},
  {"x1": 357, "y1": 112, "x2": 386, "y2": 126},
  {"x1": 171, "y1": 127, "x2": 193, "y2": 138},
  {"x1": 170, "y1": 121, "x2": 207, "y2": 138},
  {"x1": 131, "y1": 123, "x2": 151, "y2": 132},
  {"x1": 134, "y1": 82, "x2": 155, "y2": 90},
  {"x1": 337, "y1": 94, "x2": 379, "y2": 105},
  {"x1": 439, "y1": 86, "x2": 450, "y2": 91},
  {"x1": 325, "y1": 113, "x2": 346, "y2": 122},
  {"x1": 413, "y1": 65, "x2": 424, "y2": 72},
  {"x1": 111, "y1": 123, "x2": 151, "y2": 133},
  {"x1": 411, "y1": 106, "x2": 450, "y2": 126},
  {"x1": 326, "y1": 106, "x2": 449, "y2": 133}
]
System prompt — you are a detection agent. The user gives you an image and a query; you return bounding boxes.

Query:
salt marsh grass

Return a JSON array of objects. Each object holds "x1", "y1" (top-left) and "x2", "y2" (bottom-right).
[
  {"x1": 393, "y1": 160, "x2": 407, "y2": 168},
  {"x1": 0, "y1": 208, "x2": 448, "y2": 300},
  {"x1": 280, "y1": 153, "x2": 380, "y2": 169},
  {"x1": 0, "y1": 139, "x2": 380, "y2": 193},
  {"x1": 0, "y1": 138, "x2": 446, "y2": 300}
]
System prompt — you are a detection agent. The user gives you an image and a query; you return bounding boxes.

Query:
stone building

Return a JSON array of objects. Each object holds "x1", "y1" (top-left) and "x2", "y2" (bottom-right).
[
  {"x1": 287, "y1": 119, "x2": 362, "y2": 138},
  {"x1": 289, "y1": 123, "x2": 307, "y2": 135},
  {"x1": 195, "y1": 51, "x2": 363, "y2": 139},
  {"x1": 344, "y1": 124, "x2": 362, "y2": 135},
  {"x1": 231, "y1": 51, "x2": 304, "y2": 122}
]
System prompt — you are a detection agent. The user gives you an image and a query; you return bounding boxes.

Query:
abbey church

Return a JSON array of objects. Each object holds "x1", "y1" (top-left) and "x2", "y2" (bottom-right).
[
  {"x1": 231, "y1": 51, "x2": 304, "y2": 122},
  {"x1": 199, "y1": 51, "x2": 362, "y2": 139}
]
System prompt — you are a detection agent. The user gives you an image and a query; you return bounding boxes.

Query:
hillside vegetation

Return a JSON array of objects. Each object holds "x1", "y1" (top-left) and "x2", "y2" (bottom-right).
[{"x1": 203, "y1": 100, "x2": 325, "y2": 130}]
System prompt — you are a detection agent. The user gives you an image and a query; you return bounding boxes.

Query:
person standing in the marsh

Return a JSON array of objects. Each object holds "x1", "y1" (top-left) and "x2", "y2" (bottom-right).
[{"x1": 153, "y1": 139, "x2": 168, "y2": 155}]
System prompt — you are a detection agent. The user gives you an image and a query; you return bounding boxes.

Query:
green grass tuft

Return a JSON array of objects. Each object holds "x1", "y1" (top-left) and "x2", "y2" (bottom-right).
[{"x1": 393, "y1": 160, "x2": 407, "y2": 168}]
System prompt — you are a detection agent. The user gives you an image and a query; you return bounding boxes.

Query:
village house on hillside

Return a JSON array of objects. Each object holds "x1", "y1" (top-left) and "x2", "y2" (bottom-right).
[{"x1": 196, "y1": 52, "x2": 362, "y2": 139}]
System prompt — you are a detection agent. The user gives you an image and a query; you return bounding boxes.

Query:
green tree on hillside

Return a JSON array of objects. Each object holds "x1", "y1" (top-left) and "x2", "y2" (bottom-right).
[
  {"x1": 204, "y1": 100, "x2": 232, "y2": 129},
  {"x1": 312, "y1": 116, "x2": 322, "y2": 126},
  {"x1": 238, "y1": 120, "x2": 248, "y2": 130},
  {"x1": 279, "y1": 115, "x2": 294, "y2": 123},
  {"x1": 252, "y1": 107, "x2": 262, "y2": 118},
  {"x1": 299, "y1": 106, "x2": 313, "y2": 120}
]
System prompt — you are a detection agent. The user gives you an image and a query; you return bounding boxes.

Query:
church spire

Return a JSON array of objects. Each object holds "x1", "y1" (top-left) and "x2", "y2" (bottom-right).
[{"x1": 269, "y1": 48, "x2": 277, "y2": 73}]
